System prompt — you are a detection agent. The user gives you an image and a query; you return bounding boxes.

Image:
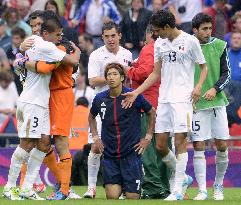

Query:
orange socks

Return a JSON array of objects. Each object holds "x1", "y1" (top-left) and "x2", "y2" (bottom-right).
[
  {"x1": 43, "y1": 148, "x2": 60, "y2": 183},
  {"x1": 58, "y1": 153, "x2": 72, "y2": 196}
]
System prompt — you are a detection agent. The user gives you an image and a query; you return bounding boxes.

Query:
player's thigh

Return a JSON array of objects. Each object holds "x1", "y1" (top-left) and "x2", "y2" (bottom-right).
[
  {"x1": 122, "y1": 153, "x2": 142, "y2": 195},
  {"x1": 171, "y1": 103, "x2": 193, "y2": 133},
  {"x1": 17, "y1": 102, "x2": 50, "y2": 139},
  {"x1": 191, "y1": 109, "x2": 212, "y2": 142},
  {"x1": 102, "y1": 157, "x2": 122, "y2": 187},
  {"x1": 105, "y1": 184, "x2": 122, "y2": 199},
  {"x1": 155, "y1": 103, "x2": 172, "y2": 133},
  {"x1": 211, "y1": 107, "x2": 229, "y2": 140}
]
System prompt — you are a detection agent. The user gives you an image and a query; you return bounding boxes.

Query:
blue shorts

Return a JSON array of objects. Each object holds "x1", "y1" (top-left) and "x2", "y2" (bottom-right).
[{"x1": 102, "y1": 152, "x2": 143, "y2": 194}]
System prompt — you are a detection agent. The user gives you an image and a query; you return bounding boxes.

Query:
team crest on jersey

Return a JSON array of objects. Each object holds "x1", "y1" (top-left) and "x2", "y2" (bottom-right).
[{"x1": 179, "y1": 45, "x2": 185, "y2": 51}]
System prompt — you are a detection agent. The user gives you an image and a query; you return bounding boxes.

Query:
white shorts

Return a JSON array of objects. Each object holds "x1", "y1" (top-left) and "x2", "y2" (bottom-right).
[
  {"x1": 16, "y1": 102, "x2": 50, "y2": 138},
  {"x1": 155, "y1": 102, "x2": 193, "y2": 134},
  {"x1": 88, "y1": 114, "x2": 102, "y2": 143},
  {"x1": 191, "y1": 106, "x2": 230, "y2": 142}
]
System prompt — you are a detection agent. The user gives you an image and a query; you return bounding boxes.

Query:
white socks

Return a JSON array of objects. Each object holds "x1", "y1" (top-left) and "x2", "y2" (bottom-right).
[
  {"x1": 194, "y1": 150, "x2": 207, "y2": 192},
  {"x1": 174, "y1": 152, "x2": 188, "y2": 194},
  {"x1": 214, "y1": 150, "x2": 229, "y2": 185},
  {"x1": 5, "y1": 146, "x2": 30, "y2": 188},
  {"x1": 35, "y1": 173, "x2": 43, "y2": 185},
  {"x1": 162, "y1": 150, "x2": 177, "y2": 193},
  {"x1": 22, "y1": 148, "x2": 46, "y2": 190},
  {"x1": 88, "y1": 151, "x2": 101, "y2": 188}
]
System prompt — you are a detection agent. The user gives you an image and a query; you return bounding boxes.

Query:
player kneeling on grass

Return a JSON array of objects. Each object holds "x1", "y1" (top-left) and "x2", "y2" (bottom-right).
[{"x1": 88, "y1": 63, "x2": 156, "y2": 199}]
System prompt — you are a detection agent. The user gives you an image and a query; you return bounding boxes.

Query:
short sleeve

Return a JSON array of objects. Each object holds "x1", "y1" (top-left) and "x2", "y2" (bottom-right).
[
  {"x1": 135, "y1": 94, "x2": 152, "y2": 113},
  {"x1": 88, "y1": 52, "x2": 101, "y2": 79},
  {"x1": 39, "y1": 42, "x2": 66, "y2": 62},
  {"x1": 154, "y1": 39, "x2": 162, "y2": 63},
  {"x1": 191, "y1": 36, "x2": 206, "y2": 64},
  {"x1": 90, "y1": 95, "x2": 99, "y2": 117}
]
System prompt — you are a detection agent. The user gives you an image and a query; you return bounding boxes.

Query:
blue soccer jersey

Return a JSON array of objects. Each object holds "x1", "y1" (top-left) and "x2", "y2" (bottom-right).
[{"x1": 90, "y1": 86, "x2": 152, "y2": 159}]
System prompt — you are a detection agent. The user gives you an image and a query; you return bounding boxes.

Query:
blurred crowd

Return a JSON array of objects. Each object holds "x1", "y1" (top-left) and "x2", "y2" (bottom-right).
[{"x1": 0, "y1": 0, "x2": 241, "y2": 146}]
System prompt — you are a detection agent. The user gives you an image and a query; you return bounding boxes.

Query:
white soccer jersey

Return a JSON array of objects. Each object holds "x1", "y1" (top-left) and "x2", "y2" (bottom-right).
[
  {"x1": 154, "y1": 31, "x2": 206, "y2": 103},
  {"x1": 18, "y1": 35, "x2": 66, "y2": 108},
  {"x1": 88, "y1": 45, "x2": 133, "y2": 94}
]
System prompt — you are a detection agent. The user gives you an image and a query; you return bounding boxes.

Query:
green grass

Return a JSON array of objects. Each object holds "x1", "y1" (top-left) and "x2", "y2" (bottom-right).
[{"x1": 1, "y1": 186, "x2": 241, "y2": 205}]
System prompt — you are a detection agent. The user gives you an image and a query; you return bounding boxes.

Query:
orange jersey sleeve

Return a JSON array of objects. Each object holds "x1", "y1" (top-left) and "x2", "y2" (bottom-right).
[{"x1": 36, "y1": 61, "x2": 61, "y2": 74}]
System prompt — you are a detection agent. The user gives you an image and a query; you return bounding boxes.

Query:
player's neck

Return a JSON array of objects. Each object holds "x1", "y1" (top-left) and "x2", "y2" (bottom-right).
[
  {"x1": 107, "y1": 46, "x2": 119, "y2": 55},
  {"x1": 109, "y1": 86, "x2": 122, "y2": 98},
  {"x1": 168, "y1": 28, "x2": 182, "y2": 42}
]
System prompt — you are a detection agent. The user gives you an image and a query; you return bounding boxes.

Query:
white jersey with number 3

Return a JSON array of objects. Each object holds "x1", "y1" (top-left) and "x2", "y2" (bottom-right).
[
  {"x1": 18, "y1": 35, "x2": 66, "y2": 108},
  {"x1": 154, "y1": 31, "x2": 206, "y2": 103}
]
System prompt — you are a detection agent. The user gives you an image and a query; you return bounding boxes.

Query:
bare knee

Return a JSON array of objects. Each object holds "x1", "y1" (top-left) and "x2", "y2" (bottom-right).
[
  {"x1": 155, "y1": 134, "x2": 169, "y2": 155},
  {"x1": 215, "y1": 140, "x2": 227, "y2": 152},
  {"x1": 20, "y1": 138, "x2": 36, "y2": 152},
  {"x1": 193, "y1": 141, "x2": 205, "y2": 151},
  {"x1": 105, "y1": 185, "x2": 121, "y2": 199},
  {"x1": 54, "y1": 136, "x2": 69, "y2": 156},
  {"x1": 37, "y1": 135, "x2": 51, "y2": 153},
  {"x1": 126, "y1": 192, "x2": 140, "y2": 199}
]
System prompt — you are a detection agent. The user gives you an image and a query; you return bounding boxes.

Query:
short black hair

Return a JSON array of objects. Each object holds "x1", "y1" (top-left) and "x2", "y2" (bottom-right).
[
  {"x1": 28, "y1": 10, "x2": 45, "y2": 23},
  {"x1": 11, "y1": 27, "x2": 26, "y2": 39},
  {"x1": 104, "y1": 63, "x2": 126, "y2": 82},
  {"x1": 102, "y1": 21, "x2": 120, "y2": 34},
  {"x1": 40, "y1": 10, "x2": 62, "y2": 34},
  {"x1": 81, "y1": 33, "x2": 93, "y2": 44},
  {"x1": 150, "y1": 10, "x2": 176, "y2": 29},
  {"x1": 192, "y1": 13, "x2": 212, "y2": 29},
  {"x1": 76, "y1": 97, "x2": 89, "y2": 107}
]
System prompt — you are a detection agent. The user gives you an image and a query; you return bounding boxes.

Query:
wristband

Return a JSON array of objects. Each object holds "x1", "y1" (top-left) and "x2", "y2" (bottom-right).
[{"x1": 145, "y1": 133, "x2": 152, "y2": 141}]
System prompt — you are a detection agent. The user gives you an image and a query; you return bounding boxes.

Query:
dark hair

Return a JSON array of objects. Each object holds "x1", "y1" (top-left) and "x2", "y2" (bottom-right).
[
  {"x1": 150, "y1": 10, "x2": 176, "y2": 29},
  {"x1": 104, "y1": 63, "x2": 126, "y2": 81},
  {"x1": 192, "y1": 13, "x2": 212, "y2": 29},
  {"x1": 29, "y1": 10, "x2": 44, "y2": 22},
  {"x1": 2, "y1": 7, "x2": 19, "y2": 22},
  {"x1": 11, "y1": 27, "x2": 26, "y2": 39},
  {"x1": 76, "y1": 97, "x2": 89, "y2": 107},
  {"x1": 44, "y1": 0, "x2": 60, "y2": 16},
  {"x1": 102, "y1": 21, "x2": 120, "y2": 34},
  {"x1": 81, "y1": 33, "x2": 93, "y2": 44},
  {"x1": 0, "y1": 70, "x2": 14, "y2": 82},
  {"x1": 40, "y1": 10, "x2": 62, "y2": 34}
]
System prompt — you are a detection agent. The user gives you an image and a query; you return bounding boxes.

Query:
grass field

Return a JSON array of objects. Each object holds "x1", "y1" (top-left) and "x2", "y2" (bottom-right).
[{"x1": 1, "y1": 186, "x2": 241, "y2": 205}]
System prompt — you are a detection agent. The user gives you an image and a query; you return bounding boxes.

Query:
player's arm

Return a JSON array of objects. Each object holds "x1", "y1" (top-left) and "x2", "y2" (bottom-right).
[
  {"x1": 89, "y1": 76, "x2": 106, "y2": 87},
  {"x1": 145, "y1": 107, "x2": 156, "y2": 138},
  {"x1": 24, "y1": 61, "x2": 60, "y2": 74},
  {"x1": 61, "y1": 42, "x2": 80, "y2": 67},
  {"x1": 122, "y1": 61, "x2": 161, "y2": 109},
  {"x1": 214, "y1": 47, "x2": 231, "y2": 92}
]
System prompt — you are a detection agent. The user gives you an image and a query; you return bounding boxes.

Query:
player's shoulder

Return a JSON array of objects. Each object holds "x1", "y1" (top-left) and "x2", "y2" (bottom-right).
[
  {"x1": 95, "y1": 90, "x2": 109, "y2": 100},
  {"x1": 122, "y1": 86, "x2": 134, "y2": 94},
  {"x1": 119, "y1": 46, "x2": 132, "y2": 56}
]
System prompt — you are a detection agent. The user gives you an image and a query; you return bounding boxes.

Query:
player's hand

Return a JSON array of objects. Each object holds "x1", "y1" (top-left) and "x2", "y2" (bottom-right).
[
  {"x1": 70, "y1": 19, "x2": 80, "y2": 28},
  {"x1": 20, "y1": 37, "x2": 35, "y2": 51},
  {"x1": 121, "y1": 91, "x2": 138, "y2": 109},
  {"x1": 125, "y1": 43, "x2": 133, "y2": 49},
  {"x1": 93, "y1": 135, "x2": 104, "y2": 153},
  {"x1": 191, "y1": 84, "x2": 202, "y2": 103},
  {"x1": 203, "y1": 88, "x2": 217, "y2": 101},
  {"x1": 134, "y1": 138, "x2": 151, "y2": 155}
]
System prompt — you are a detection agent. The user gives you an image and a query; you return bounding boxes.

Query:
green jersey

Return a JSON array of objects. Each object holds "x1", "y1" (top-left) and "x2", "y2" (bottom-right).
[{"x1": 194, "y1": 37, "x2": 230, "y2": 110}]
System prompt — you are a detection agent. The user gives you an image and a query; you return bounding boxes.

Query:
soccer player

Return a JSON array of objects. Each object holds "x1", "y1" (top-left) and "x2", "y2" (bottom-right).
[
  {"x1": 18, "y1": 12, "x2": 81, "y2": 200},
  {"x1": 84, "y1": 21, "x2": 132, "y2": 198},
  {"x1": 191, "y1": 13, "x2": 230, "y2": 201},
  {"x1": 127, "y1": 25, "x2": 170, "y2": 199},
  {"x1": 122, "y1": 10, "x2": 208, "y2": 201},
  {"x1": 89, "y1": 62, "x2": 156, "y2": 199},
  {"x1": 3, "y1": 11, "x2": 79, "y2": 200}
]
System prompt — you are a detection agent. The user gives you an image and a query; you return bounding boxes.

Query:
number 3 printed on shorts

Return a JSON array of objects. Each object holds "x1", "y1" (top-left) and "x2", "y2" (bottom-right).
[{"x1": 33, "y1": 117, "x2": 39, "y2": 128}]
